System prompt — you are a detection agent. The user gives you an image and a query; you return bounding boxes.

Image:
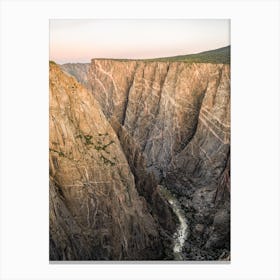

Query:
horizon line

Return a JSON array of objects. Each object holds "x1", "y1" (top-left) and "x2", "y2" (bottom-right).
[{"x1": 51, "y1": 45, "x2": 230, "y2": 65}]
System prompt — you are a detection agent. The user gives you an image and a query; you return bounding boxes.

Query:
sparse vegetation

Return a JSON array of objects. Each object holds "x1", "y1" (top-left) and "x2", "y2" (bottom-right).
[
  {"x1": 93, "y1": 46, "x2": 230, "y2": 64},
  {"x1": 84, "y1": 134, "x2": 93, "y2": 145},
  {"x1": 75, "y1": 132, "x2": 117, "y2": 165},
  {"x1": 75, "y1": 133, "x2": 93, "y2": 145},
  {"x1": 49, "y1": 148, "x2": 66, "y2": 157},
  {"x1": 148, "y1": 46, "x2": 230, "y2": 64},
  {"x1": 99, "y1": 154, "x2": 116, "y2": 166}
]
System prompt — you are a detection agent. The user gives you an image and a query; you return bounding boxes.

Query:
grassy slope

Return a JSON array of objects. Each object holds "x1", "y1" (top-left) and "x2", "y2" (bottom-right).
[
  {"x1": 94, "y1": 46, "x2": 230, "y2": 64},
  {"x1": 151, "y1": 45, "x2": 230, "y2": 64}
]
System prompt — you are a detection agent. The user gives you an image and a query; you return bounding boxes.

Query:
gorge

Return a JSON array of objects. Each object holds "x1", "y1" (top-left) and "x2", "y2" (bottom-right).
[{"x1": 50, "y1": 46, "x2": 231, "y2": 261}]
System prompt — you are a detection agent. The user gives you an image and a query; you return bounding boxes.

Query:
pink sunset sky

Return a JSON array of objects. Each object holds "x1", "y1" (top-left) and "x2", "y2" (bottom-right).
[{"x1": 49, "y1": 19, "x2": 230, "y2": 64}]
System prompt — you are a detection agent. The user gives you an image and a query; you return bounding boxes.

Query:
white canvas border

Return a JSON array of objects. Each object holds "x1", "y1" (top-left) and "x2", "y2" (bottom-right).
[{"x1": 0, "y1": 0, "x2": 279, "y2": 279}]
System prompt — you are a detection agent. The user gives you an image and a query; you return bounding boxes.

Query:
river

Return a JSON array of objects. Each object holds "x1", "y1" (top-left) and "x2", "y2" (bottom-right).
[{"x1": 158, "y1": 185, "x2": 188, "y2": 260}]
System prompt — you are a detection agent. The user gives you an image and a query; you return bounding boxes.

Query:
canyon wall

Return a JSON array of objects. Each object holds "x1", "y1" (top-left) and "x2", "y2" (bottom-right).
[
  {"x1": 58, "y1": 58, "x2": 231, "y2": 260},
  {"x1": 49, "y1": 63, "x2": 171, "y2": 260},
  {"x1": 60, "y1": 63, "x2": 91, "y2": 89},
  {"x1": 78, "y1": 60, "x2": 230, "y2": 187}
]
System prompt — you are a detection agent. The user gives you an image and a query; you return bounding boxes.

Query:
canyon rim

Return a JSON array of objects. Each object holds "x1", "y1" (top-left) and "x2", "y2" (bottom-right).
[{"x1": 49, "y1": 19, "x2": 230, "y2": 261}]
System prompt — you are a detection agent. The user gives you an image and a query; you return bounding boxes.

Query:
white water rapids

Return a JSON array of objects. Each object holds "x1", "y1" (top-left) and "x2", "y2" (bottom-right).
[{"x1": 158, "y1": 185, "x2": 188, "y2": 260}]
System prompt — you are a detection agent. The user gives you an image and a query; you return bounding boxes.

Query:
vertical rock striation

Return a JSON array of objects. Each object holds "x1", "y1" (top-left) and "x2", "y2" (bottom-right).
[
  {"x1": 59, "y1": 57, "x2": 231, "y2": 260},
  {"x1": 49, "y1": 62, "x2": 166, "y2": 260}
]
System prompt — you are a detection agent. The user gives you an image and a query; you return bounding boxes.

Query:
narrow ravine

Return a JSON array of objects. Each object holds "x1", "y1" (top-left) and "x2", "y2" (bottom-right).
[{"x1": 157, "y1": 185, "x2": 188, "y2": 260}]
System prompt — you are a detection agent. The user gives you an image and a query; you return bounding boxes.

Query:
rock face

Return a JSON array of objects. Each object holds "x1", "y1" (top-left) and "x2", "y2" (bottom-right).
[
  {"x1": 55, "y1": 57, "x2": 231, "y2": 260},
  {"x1": 49, "y1": 63, "x2": 171, "y2": 260},
  {"x1": 60, "y1": 63, "x2": 91, "y2": 89},
  {"x1": 72, "y1": 60, "x2": 230, "y2": 181}
]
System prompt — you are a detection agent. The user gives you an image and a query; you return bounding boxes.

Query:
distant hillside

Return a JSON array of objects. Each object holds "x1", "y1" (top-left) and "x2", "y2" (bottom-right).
[
  {"x1": 150, "y1": 45, "x2": 230, "y2": 64},
  {"x1": 92, "y1": 46, "x2": 230, "y2": 64}
]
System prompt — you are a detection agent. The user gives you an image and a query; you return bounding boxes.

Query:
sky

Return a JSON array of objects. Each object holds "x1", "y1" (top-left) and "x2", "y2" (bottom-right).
[{"x1": 49, "y1": 19, "x2": 230, "y2": 64}]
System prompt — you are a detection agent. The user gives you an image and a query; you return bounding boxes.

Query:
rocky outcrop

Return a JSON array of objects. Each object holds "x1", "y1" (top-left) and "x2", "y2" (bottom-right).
[
  {"x1": 59, "y1": 57, "x2": 231, "y2": 260},
  {"x1": 60, "y1": 63, "x2": 91, "y2": 90},
  {"x1": 49, "y1": 62, "x2": 168, "y2": 260}
]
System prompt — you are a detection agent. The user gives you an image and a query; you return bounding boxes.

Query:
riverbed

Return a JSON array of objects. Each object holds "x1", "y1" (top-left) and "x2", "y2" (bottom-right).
[{"x1": 158, "y1": 185, "x2": 188, "y2": 260}]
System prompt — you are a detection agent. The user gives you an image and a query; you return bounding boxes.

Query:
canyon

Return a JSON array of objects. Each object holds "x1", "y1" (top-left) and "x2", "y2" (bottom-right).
[{"x1": 50, "y1": 47, "x2": 230, "y2": 261}]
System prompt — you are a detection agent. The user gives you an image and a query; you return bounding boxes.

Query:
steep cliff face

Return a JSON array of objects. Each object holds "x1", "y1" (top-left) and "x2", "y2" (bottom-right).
[
  {"x1": 166, "y1": 64, "x2": 230, "y2": 188},
  {"x1": 86, "y1": 60, "x2": 230, "y2": 184},
  {"x1": 49, "y1": 63, "x2": 167, "y2": 260},
  {"x1": 60, "y1": 63, "x2": 91, "y2": 89},
  {"x1": 62, "y1": 59, "x2": 230, "y2": 260}
]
